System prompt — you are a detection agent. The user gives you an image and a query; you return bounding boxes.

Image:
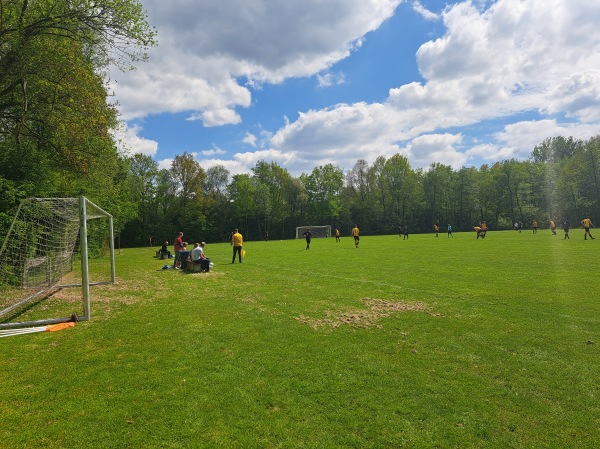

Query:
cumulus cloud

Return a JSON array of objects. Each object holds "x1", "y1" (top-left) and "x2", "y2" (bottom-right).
[
  {"x1": 113, "y1": 123, "x2": 158, "y2": 157},
  {"x1": 113, "y1": 0, "x2": 600, "y2": 174},
  {"x1": 545, "y1": 70, "x2": 600, "y2": 122},
  {"x1": 112, "y1": 0, "x2": 402, "y2": 123},
  {"x1": 267, "y1": 0, "x2": 600, "y2": 170},
  {"x1": 404, "y1": 133, "x2": 467, "y2": 168},
  {"x1": 242, "y1": 132, "x2": 257, "y2": 147}
]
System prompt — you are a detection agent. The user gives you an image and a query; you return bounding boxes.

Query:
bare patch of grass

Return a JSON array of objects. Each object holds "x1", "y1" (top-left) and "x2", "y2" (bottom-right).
[{"x1": 296, "y1": 297, "x2": 432, "y2": 329}]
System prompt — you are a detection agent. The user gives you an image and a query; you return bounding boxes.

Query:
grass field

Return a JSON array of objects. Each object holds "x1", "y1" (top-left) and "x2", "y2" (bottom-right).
[{"x1": 1, "y1": 230, "x2": 599, "y2": 448}]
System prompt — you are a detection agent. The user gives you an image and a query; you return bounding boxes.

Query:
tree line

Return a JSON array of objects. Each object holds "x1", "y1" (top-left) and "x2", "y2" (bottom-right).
[
  {"x1": 1, "y1": 2, "x2": 599, "y2": 248},
  {"x1": 114, "y1": 135, "x2": 600, "y2": 246}
]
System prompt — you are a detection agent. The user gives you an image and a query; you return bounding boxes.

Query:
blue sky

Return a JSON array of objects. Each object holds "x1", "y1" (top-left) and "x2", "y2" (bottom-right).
[{"x1": 111, "y1": 0, "x2": 600, "y2": 176}]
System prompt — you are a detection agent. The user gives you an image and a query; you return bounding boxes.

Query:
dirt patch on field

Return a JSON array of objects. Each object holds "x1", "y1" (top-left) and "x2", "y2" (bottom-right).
[{"x1": 296, "y1": 297, "x2": 432, "y2": 329}]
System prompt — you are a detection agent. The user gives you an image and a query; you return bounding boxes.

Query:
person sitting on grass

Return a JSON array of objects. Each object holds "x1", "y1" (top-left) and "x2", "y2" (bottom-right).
[{"x1": 159, "y1": 241, "x2": 171, "y2": 259}]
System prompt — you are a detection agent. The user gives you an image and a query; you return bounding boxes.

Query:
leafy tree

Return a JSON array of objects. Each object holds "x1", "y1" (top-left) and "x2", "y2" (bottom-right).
[
  {"x1": 251, "y1": 161, "x2": 296, "y2": 238},
  {"x1": 170, "y1": 152, "x2": 207, "y2": 232},
  {"x1": 345, "y1": 159, "x2": 373, "y2": 230},
  {"x1": 0, "y1": 0, "x2": 156, "y2": 238},
  {"x1": 227, "y1": 174, "x2": 256, "y2": 239},
  {"x1": 422, "y1": 163, "x2": 453, "y2": 229},
  {"x1": 302, "y1": 164, "x2": 344, "y2": 226}
]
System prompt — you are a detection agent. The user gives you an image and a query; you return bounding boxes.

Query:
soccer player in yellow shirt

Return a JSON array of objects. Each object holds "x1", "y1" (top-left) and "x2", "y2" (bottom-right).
[
  {"x1": 581, "y1": 218, "x2": 595, "y2": 240},
  {"x1": 231, "y1": 229, "x2": 244, "y2": 263},
  {"x1": 351, "y1": 225, "x2": 360, "y2": 248}
]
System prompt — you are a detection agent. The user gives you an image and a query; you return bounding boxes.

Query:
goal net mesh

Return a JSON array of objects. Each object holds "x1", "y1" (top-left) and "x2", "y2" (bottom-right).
[
  {"x1": 295, "y1": 225, "x2": 331, "y2": 239},
  {"x1": 0, "y1": 197, "x2": 113, "y2": 325}
]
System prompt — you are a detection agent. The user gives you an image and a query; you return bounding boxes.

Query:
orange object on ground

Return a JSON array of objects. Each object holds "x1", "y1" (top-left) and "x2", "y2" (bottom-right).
[{"x1": 46, "y1": 322, "x2": 76, "y2": 332}]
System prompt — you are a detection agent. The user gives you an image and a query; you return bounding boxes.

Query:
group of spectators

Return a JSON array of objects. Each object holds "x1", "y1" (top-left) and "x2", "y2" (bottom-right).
[
  {"x1": 164, "y1": 232, "x2": 211, "y2": 272},
  {"x1": 158, "y1": 228, "x2": 246, "y2": 272}
]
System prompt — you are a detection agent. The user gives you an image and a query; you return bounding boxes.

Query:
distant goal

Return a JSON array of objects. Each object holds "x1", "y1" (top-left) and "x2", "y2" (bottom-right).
[
  {"x1": 0, "y1": 195, "x2": 115, "y2": 329},
  {"x1": 295, "y1": 225, "x2": 331, "y2": 239}
]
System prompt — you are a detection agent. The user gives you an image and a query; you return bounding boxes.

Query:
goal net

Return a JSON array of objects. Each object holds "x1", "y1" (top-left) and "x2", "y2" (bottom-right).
[
  {"x1": 0, "y1": 196, "x2": 115, "y2": 329},
  {"x1": 295, "y1": 225, "x2": 331, "y2": 239}
]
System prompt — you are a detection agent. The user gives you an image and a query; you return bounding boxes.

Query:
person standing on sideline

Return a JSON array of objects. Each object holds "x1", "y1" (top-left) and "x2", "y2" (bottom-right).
[
  {"x1": 563, "y1": 220, "x2": 570, "y2": 239},
  {"x1": 231, "y1": 229, "x2": 243, "y2": 263},
  {"x1": 532, "y1": 220, "x2": 538, "y2": 234},
  {"x1": 447, "y1": 224, "x2": 453, "y2": 238},
  {"x1": 352, "y1": 224, "x2": 360, "y2": 248},
  {"x1": 302, "y1": 229, "x2": 312, "y2": 250},
  {"x1": 550, "y1": 219, "x2": 557, "y2": 235},
  {"x1": 403, "y1": 225, "x2": 409, "y2": 240},
  {"x1": 173, "y1": 232, "x2": 184, "y2": 268},
  {"x1": 434, "y1": 223, "x2": 439, "y2": 237},
  {"x1": 581, "y1": 217, "x2": 595, "y2": 240},
  {"x1": 335, "y1": 228, "x2": 340, "y2": 242}
]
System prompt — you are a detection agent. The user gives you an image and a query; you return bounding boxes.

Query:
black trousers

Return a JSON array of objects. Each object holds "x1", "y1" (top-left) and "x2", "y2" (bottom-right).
[{"x1": 232, "y1": 246, "x2": 242, "y2": 263}]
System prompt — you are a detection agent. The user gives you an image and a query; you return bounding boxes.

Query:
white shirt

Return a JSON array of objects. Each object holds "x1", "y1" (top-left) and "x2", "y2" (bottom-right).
[{"x1": 191, "y1": 246, "x2": 203, "y2": 262}]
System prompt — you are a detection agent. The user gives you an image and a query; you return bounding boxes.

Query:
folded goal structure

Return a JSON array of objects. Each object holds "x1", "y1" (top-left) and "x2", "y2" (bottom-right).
[{"x1": 0, "y1": 195, "x2": 115, "y2": 329}]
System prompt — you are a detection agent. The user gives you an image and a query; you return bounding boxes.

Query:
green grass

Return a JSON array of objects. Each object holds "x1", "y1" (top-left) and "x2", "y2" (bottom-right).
[{"x1": 1, "y1": 230, "x2": 599, "y2": 448}]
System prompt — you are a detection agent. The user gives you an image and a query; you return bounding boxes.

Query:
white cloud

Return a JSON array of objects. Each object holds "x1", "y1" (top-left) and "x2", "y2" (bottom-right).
[
  {"x1": 412, "y1": 1, "x2": 439, "y2": 21},
  {"x1": 157, "y1": 158, "x2": 173, "y2": 170},
  {"x1": 201, "y1": 147, "x2": 227, "y2": 157},
  {"x1": 404, "y1": 133, "x2": 467, "y2": 168},
  {"x1": 113, "y1": 123, "x2": 158, "y2": 157},
  {"x1": 464, "y1": 119, "x2": 600, "y2": 164},
  {"x1": 242, "y1": 132, "x2": 257, "y2": 147},
  {"x1": 112, "y1": 0, "x2": 600, "y2": 174},
  {"x1": 317, "y1": 71, "x2": 347, "y2": 88},
  {"x1": 545, "y1": 70, "x2": 600, "y2": 122},
  {"x1": 198, "y1": 149, "x2": 297, "y2": 176},
  {"x1": 267, "y1": 0, "x2": 600, "y2": 170},
  {"x1": 112, "y1": 0, "x2": 402, "y2": 124}
]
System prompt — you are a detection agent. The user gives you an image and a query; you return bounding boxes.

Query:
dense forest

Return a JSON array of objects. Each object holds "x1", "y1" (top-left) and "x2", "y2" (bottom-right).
[{"x1": 1, "y1": 2, "x2": 599, "y2": 248}]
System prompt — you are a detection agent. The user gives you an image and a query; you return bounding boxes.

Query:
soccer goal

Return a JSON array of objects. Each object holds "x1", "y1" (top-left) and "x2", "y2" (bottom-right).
[
  {"x1": 0, "y1": 195, "x2": 115, "y2": 329},
  {"x1": 295, "y1": 225, "x2": 331, "y2": 239}
]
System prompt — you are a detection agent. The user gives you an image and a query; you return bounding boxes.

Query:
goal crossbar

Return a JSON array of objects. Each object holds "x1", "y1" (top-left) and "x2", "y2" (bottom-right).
[{"x1": 295, "y1": 225, "x2": 331, "y2": 239}]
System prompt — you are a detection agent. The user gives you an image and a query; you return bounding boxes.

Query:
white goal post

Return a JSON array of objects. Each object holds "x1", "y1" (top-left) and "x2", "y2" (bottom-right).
[
  {"x1": 0, "y1": 195, "x2": 115, "y2": 329},
  {"x1": 295, "y1": 225, "x2": 331, "y2": 239}
]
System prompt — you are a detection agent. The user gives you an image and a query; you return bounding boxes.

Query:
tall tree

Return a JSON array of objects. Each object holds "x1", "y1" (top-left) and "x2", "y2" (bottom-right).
[
  {"x1": 170, "y1": 152, "x2": 206, "y2": 231},
  {"x1": 345, "y1": 159, "x2": 373, "y2": 229},
  {"x1": 0, "y1": 0, "x2": 156, "y2": 230},
  {"x1": 302, "y1": 164, "x2": 344, "y2": 226}
]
